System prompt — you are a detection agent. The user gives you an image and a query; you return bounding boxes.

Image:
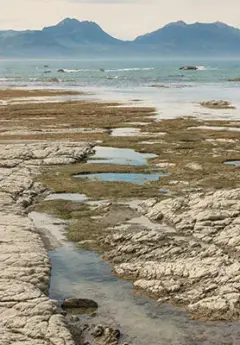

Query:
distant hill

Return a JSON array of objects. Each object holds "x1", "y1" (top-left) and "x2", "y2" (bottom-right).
[
  {"x1": 134, "y1": 21, "x2": 240, "y2": 54},
  {"x1": 0, "y1": 18, "x2": 240, "y2": 57},
  {"x1": 42, "y1": 18, "x2": 123, "y2": 45}
]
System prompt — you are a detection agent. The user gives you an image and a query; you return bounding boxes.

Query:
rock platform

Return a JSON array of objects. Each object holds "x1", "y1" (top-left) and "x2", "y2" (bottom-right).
[
  {"x1": 103, "y1": 189, "x2": 240, "y2": 321},
  {"x1": 0, "y1": 141, "x2": 92, "y2": 345}
]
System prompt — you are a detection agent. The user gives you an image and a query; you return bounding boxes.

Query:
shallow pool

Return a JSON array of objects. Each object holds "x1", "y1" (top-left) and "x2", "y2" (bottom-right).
[
  {"x1": 29, "y1": 212, "x2": 240, "y2": 345},
  {"x1": 45, "y1": 193, "x2": 88, "y2": 202},
  {"x1": 74, "y1": 172, "x2": 165, "y2": 184},
  {"x1": 88, "y1": 146, "x2": 157, "y2": 166},
  {"x1": 224, "y1": 160, "x2": 240, "y2": 167}
]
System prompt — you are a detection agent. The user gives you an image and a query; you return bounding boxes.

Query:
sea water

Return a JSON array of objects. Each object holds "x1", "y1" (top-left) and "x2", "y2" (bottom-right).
[{"x1": 0, "y1": 57, "x2": 240, "y2": 120}]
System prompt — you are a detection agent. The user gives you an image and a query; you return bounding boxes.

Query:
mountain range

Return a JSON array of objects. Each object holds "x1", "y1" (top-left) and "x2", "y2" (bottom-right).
[{"x1": 1, "y1": 18, "x2": 240, "y2": 57}]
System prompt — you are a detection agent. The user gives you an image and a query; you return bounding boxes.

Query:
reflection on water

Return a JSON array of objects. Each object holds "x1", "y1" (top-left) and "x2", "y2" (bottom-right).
[
  {"x1": 88, "y1": 146, "x2": 157, "y2": 166},
  {"x1": 49, "y1": 235, "x2": 240, "y2": 345},
  {"x1": 45, "y1": 193, "x2": 88, "y2": 202},
  {"x1": 224, "y1": 160, "x2": 240, "y2": 167},
  {"x1": 74, "y1": 172, "x2": 164, "y2": 184},
  {"x1": 30, "y1": 212, "x2": 240, "y2": 345},
  {"x1": 50, "y1": 246, "x2": 193, "y2": 345}
]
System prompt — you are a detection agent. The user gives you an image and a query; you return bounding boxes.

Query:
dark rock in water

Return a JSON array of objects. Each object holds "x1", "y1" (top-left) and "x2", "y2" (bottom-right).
[
  {"x1": 228, "y1": 77, "x2": 240, "y2": 82},
  {"x1": 68, "y1": 318, "x2": 121, "y2": 345},
  {"x1": 100, "y1": 68, "x2": 105, "y2": 72},
  {"x1": 113, "y1": 329, "x2": 121, "y2": 339},
  {"x1": 44, "y1": 70, "x2": 51, "y2": 74},
  {"x1": 57, "y1": 69, "x2": 65, "y2": 73},
  {"x1": 44, "y1": 65, "x2": 49, "y2": 68},
  {"x1": 48, "y1": 77, "x2": 60, "y2": 83},
  {"x1": 92, "y1": 324, "x2": 121, "y2": 341},
  {"x1": 150, "y1": 84, "x2": 169, "y2": 88},
  {"x1": 62, "y1": 298, "x2": 98, "y2": 309},
  {"x1": 179, "y1": 66, "x2": 198, "y2": 70}
]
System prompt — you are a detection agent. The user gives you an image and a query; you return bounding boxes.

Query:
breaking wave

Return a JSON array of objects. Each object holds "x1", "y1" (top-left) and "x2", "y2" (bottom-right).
[
  {"x1": 61, "y1": 69, "x2": 81, "y2": 73},
  {"x1": 196, "y1": 66, "x2": 207, "y2": 71},
  {"x1": 105, "y1": 67, "x2": 154, "y2": 72},
  {"x1": 60, "y1": 68, "x2": 99, "y2": 73},
  {"x1": 196, "y1": 66, "x2": 217, "y2": 71}
]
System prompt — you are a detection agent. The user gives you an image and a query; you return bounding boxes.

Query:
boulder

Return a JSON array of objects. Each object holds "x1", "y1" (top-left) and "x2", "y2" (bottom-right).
[{"x1": 57, "y1": 69, "x2": 65, "y2": 73}]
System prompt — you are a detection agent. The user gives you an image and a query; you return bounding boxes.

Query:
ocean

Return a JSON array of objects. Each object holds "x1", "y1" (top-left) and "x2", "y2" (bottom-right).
[{"x1": 0, "y1": 57, "x2": 240, "y2": 120}]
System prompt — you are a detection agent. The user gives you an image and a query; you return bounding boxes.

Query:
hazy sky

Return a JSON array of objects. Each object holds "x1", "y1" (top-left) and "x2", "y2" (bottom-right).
[{"x1": 1, "y1": 0, "x2": 240, "y2": 39}]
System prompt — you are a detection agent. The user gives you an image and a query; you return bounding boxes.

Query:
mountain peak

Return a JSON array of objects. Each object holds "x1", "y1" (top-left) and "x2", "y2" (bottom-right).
[
  {"x1": 164, "y1": 20, "x2": 187, "y2": 28},
  {"x1": 213, "y1": 21, "x2": 229, "y2": 28},
  {"x1": 56, "y1": 18, "x2": 98, "y2": 29},
  {"x1": 57, "y1": 18, "x2": 80, "y2": 26}
]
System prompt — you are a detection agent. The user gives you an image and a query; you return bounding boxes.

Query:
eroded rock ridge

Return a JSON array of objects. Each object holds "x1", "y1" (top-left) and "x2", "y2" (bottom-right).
[
  {"x1": 0, "y1": 141, "x2": 92, "y2": 345},
  {"x1": 103, "y1": 189, "x2": 240, "y2": 320}
]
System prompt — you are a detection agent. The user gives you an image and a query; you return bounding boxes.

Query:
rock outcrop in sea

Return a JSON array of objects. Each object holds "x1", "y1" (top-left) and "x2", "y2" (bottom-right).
[{"x1": 179, "y1": 66, "x2": 198, "y2": 70}]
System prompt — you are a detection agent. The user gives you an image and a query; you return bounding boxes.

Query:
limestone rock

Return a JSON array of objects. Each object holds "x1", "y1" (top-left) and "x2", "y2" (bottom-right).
[
  {"x1": 0, "y1": 140, "x2": 93, "y2": 344},
  {"x1": 102, "y1": 188, "x2": 240, "y2": 321}
]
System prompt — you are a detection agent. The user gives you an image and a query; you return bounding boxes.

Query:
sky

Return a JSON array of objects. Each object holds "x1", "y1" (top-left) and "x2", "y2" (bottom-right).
[{"x1": 1, "y1": 0, "x2": 240, "y2": 39}]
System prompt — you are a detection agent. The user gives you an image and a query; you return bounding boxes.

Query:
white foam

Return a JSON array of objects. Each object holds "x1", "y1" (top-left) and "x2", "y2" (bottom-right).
[
  {"x1": 62, "y1": 69, "x2": 80, "y2": 73},
  {"x1": 196, "y1": 66, "x2": 217, "y2": 71},
  {"x1": 196, "y1": 66, "x2": 207, "y2": 71},
  {"x1": 105, "y1": 67, "x2": 154, "y2": 72}
]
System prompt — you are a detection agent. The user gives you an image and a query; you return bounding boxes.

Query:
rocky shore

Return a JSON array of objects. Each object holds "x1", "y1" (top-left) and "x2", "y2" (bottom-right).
[
  {"x1": 0, "y1": 89, "x2": 239, "y2": 344},
  {"x1": 0, "y1": 141, "x2": 93, "y2": 344},
  {"x1": 103, "y1": 188, "x2": 240, "y2": 321}
]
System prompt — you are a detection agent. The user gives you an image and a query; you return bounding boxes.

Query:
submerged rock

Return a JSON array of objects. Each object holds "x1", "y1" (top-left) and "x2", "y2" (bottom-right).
[
  {"x1": 57, "y1": 68, "x2": 65, "y2": 73},
  {"x1": 67, "y1": 319, "x2": 121, "y2": 345},
  {"x1": 92, "y1": 324, "x2": 121, "y2": 343},
  {"x1": 48, "y1": 77, "x2": 60, "y2": 83},
  {"x1": 228, "y1": 77, "x2": 240, "y2": 82},
  {"x1": 62, "y1": 298, "x2": 98, "y2": 309}
]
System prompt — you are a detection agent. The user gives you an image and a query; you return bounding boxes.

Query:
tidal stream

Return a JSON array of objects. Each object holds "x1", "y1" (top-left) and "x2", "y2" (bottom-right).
[{"x1": 30, "y1": 144, "x2": 240, "y2": 345}]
